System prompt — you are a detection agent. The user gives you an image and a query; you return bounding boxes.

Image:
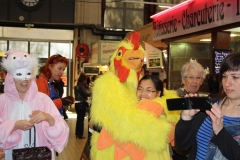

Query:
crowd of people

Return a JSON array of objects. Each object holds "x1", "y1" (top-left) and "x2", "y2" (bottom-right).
[{"x1": 0, "y1": 47, "x2": 239, "y2": 160}]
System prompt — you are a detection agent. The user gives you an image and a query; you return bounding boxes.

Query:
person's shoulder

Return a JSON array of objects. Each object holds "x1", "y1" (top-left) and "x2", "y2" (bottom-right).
[
  {"x1": 36, "y1": 74, "x2": 48, "y2": 84},
  {"x1": 176, "y1": 88, "x2": 185, "y2": 97}
]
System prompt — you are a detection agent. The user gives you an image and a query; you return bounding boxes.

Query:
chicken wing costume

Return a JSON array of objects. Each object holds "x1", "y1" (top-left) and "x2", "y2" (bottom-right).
[
  {"x1": 90, "y1": 32, "x2": 180, "y2": 160},
  {"x1": 0, "y1": 50, "x2": 69, "y2": 160}
]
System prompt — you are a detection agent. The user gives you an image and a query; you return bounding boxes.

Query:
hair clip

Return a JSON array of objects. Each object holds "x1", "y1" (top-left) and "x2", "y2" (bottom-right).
[
  {"x1": 204, "y1": 67, "x2": 210, "y2": 75},
  {"x1": 189, "y1": 58, "x2": 197, "y2": 63}
]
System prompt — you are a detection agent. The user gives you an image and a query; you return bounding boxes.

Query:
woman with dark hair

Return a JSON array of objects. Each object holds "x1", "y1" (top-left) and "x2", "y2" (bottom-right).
[
  {"x1": 36, "y1": 54, "x2": 69, "y2": 110},
  {"x1": 137, "y1": 75, "x2": 164, "y2": 99},
  {"x1": 137, "y1": 75, "x2": 180, "y2": 159},
  {"x1": 74, "y1": 73, "x2": 91, "y2": 139},
  {"x1": 175, "y1": 53, "x2": 240, "y2": 160}
]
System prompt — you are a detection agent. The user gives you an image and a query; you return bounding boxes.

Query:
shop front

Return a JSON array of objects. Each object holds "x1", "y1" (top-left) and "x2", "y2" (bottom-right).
[{"x1": 151, "y1": 0, "x2": 240, "y2": 91}]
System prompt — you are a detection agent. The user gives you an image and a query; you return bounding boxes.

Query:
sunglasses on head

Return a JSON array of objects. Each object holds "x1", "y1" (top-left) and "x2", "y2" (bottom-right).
[{"x1": 49, "y1": 54, "x2": 63, "y2": 64}]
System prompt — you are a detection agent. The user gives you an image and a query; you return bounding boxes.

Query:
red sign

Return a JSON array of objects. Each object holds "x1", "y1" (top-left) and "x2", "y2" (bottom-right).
[{"x1": 152, "y1": 0, "x2": 240, "y2": 41}]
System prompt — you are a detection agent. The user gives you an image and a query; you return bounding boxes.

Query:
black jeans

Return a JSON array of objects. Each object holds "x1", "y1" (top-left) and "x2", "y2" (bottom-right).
[{"x1": 75, "y1": 102, "x2": 87, "y2": 138}]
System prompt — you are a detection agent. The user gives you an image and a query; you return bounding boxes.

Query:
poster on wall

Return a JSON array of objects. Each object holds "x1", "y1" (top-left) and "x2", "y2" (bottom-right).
[
  {"x1": 90, "y1": 43, "x2": 99, "y2": 64},
  {"x1": 214, "y1": 49, "x2": 231, "y2": 74},
  {"x1": 100, "y1": 42, "x2": 118, "y2": 64},
  {"x1": 144, "y1": 42, "x2": 163, "y2": 68}
]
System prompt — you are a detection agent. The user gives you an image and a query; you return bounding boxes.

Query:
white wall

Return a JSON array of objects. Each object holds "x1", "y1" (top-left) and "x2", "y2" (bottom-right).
[{"x1": 0, "y1": 27, "x2": 73, "y2": 41}]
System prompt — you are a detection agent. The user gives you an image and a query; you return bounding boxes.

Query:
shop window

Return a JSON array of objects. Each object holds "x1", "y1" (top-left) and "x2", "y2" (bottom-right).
[
  {"x1": 156, "y1": 0, "x2": 186, "y2": 12},
  {"x1": 0, "y1": 41, "x2": 7, "y2": 54},
  {"x1": 50, "y1": 42, "x2": 72, "y2": 59},
  {"x1": 104, "y1": 0, "x2": 144, "y2": 30},
  {"x1": 30, "y1": 42, "x2": 49, "y2": 58},
  {"x1": 9, "y1": 41, "x2": 28, "y2": 52}
]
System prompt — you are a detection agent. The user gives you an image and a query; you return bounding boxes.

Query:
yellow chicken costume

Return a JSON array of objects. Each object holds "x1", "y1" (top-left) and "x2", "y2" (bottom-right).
[{"x1": 90, "y1": 32, "x2": 180, "y2": 160}]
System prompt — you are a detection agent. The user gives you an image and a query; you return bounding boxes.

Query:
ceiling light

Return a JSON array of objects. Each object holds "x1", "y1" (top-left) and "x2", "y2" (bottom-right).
[
  {"x1": 200, "y1": 39, "x2": 211, "y2": 42},
  {"x1": 159, "y1": 5, "x2": 172, "y2": 8},
  {"x1": 230, "y1": 33, "x2": 240, "y2": 37},
  {"x1": 150, "y1": 0, "x2": 195, "y2": 19}
]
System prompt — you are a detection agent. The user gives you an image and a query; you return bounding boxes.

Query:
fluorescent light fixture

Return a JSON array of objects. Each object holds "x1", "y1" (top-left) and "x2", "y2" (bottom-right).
[
  {"x1": 200, "y1": 38, "x2": 211, "y2": 42},
  {"x1": 121, "y1": 0, "x2": 174, "y2": 7},
  {"x1": 150, "y1": 0, "x2": 195, "y2": 19},
  {"x1": 159, "y1": 5, "x2": 172, "y2": 8},
  {"x1": 230, "y1": 33, "x2": 240, "y2": 37}
]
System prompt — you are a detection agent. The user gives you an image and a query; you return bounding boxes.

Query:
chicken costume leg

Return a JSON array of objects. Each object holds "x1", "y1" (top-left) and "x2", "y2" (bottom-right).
[{"x1": 90, "y1": 32, "x2": 177, "y2": 160}]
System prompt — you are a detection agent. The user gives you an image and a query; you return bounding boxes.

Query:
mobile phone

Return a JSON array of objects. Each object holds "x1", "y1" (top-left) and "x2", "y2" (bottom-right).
[{"x1": 166, "y1": 97, "x2": 213, "y2": 111}]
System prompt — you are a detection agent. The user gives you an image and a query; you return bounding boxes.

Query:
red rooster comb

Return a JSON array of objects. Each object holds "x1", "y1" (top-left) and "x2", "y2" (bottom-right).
[{"x1": 129, "y1": 32, "x2": 140, "y2": 50}]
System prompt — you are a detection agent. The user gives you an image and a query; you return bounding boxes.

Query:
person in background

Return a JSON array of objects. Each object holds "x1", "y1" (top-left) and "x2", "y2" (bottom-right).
[
  {"x1": 176, "y1": 60, "x2": 207, "y2": 97},
  {"x1": 0, "y1": 50, "x2": 69, "y2": 160},
  {"x1": 163, "y1": 78, "x2": 167, "y2": 89},
  {"x1": 175, "y1": 53, "x2": 240, "y2": 159},
  {"x1": 36, "y1": 54, "x2": 69, "y2": 112},
  {"x1": 207, "y1": 73, "x2": 220, "y2": 103},
  {"x1": 74, "y1": 73, "x2": 91, "y2": 139},
  {"x1": 174, "y1": 60, "x2": 207, "y2": 160}
]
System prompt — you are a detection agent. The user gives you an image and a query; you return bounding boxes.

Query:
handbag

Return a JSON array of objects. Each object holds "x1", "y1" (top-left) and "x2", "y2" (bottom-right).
[{"x1": 12, "y1": 126, "x2": 52, "y2": 160}]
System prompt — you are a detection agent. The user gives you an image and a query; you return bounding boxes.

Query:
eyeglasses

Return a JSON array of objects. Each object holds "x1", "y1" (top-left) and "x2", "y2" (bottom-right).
[
  {"x1": 137, "y1": 87, "x2": 156, "y2": 94},
  {"x1": 185, "y1": 76, "x2": 202, "y2": 82}
]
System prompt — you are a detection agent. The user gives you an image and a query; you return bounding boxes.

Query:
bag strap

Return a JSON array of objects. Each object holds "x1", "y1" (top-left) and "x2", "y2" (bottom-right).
[{"x1": 25, "y1": 126, "x2": 36, "y2": 148}]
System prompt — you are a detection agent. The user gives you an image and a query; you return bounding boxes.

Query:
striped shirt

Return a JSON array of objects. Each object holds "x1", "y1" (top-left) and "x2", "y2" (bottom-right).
[{"x1": 195, "y1": 115, "x2": 240, "y2": 160}]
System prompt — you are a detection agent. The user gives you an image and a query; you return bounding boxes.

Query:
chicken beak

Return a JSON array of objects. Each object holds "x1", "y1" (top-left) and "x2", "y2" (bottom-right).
[{"x1": 124, "y1": 49, "x2": 144, "y2": 71}]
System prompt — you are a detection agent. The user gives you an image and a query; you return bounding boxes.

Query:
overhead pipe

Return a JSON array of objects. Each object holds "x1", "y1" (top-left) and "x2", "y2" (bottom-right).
[{"x1": 0, "y1": 20, "x2": 129, "y2": 37}]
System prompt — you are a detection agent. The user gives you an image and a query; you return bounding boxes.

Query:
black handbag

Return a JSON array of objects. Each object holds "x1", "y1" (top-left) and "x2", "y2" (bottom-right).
[{"x1": 12, "y1": 126, "x2": 52, "y2": 160}]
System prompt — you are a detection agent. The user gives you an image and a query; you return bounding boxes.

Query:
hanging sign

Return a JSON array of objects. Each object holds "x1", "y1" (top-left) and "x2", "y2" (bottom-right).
[
  {"x1": 152, "y1": 0, "x2": 240, "y2": 41},
  {"x1": 144, "y1": 42, "x2": 163, "y2": 68},
  {"x1": 100, "y1": 42, "x2": 118, "y2": 64},
  {"x1": 213, "y1": 49, "x2": 231, "y2": 74}
]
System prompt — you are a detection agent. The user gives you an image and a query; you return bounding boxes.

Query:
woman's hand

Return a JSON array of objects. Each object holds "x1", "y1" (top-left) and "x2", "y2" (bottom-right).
[
  {"x1": 206, "y1": 103, "x2": 223, "y2": 135},
  {"x1": 0, "y1": 148, "x2": 5, "y2": 160},
  {"x1": 181, "y1": 109, "x2": 200, "y2": 120},
  {"x1": 29, "y1": 110, "x2": 55, "y2": 126},
  {"x1": 12, "y1": 120, "x2": 33, "y2": 132},
  {"x1": 181, "y1": 92, "x2": 200, "y2": 120}
]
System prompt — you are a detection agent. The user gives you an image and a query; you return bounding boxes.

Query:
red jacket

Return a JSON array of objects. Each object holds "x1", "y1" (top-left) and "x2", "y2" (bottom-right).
[{"x1": 36, "y1": 73, "x2": 62, "y2": 109}]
